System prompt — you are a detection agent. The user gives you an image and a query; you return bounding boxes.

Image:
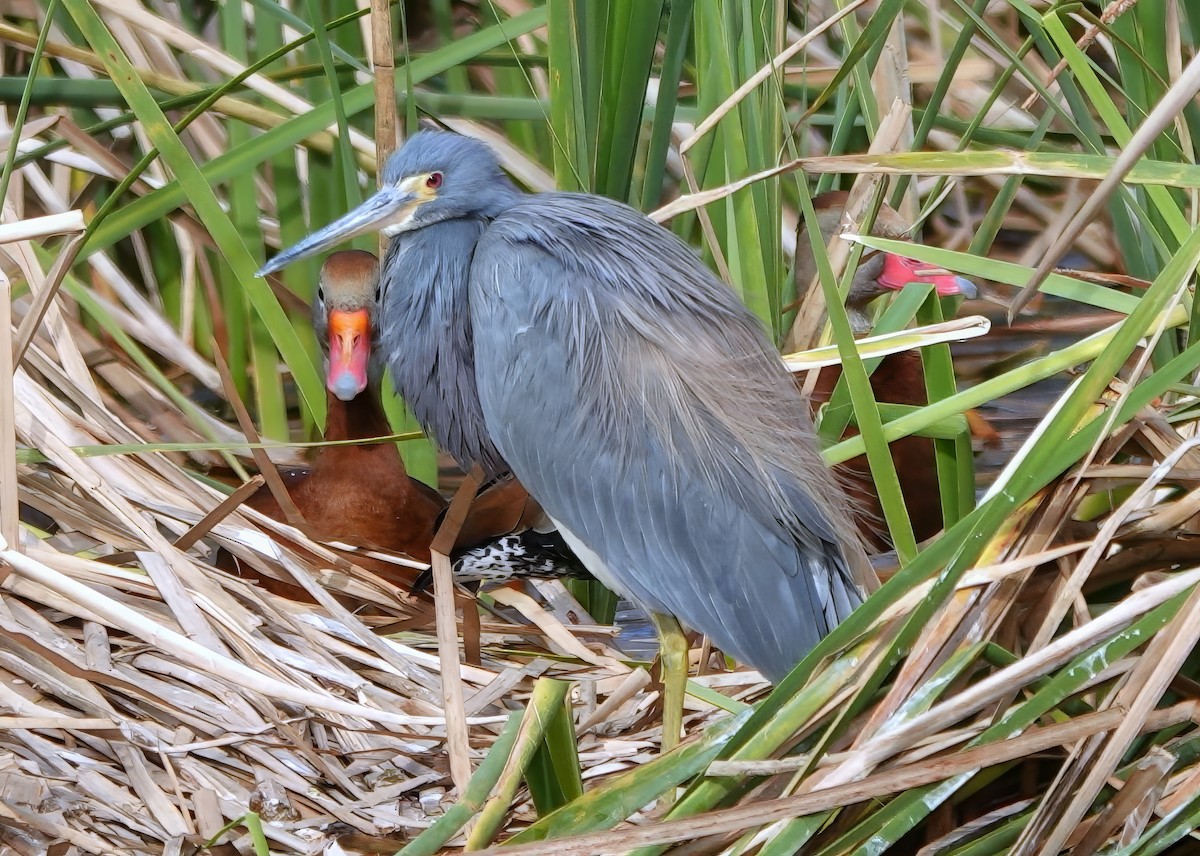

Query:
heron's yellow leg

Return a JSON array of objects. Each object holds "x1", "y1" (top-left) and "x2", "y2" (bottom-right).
[{"x1": 651, "y1": 612, "x2": 688, "y2": 754}]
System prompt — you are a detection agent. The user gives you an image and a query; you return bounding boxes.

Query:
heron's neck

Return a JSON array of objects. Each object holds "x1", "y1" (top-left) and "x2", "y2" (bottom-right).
[
  {"x1": 476, "y1": 180, "x2": 523, "y2": 218},
  {"x1": 380, "y1": 219, "x2": 510, "y2": 475}
]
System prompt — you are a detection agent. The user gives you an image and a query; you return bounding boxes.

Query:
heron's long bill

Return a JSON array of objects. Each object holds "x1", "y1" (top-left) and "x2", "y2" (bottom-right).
[
  {"x1": 257, "y1": 187, "x2": 419, "y2": 276},
  {"x1": 327, "y1": 308, "x2": 371, "y2": 402}
]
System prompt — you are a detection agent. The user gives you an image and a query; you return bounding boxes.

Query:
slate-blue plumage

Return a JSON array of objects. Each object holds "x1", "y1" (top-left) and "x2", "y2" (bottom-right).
[{"x1": 259, "y1": 130, "x2": 867, "y2": 682}]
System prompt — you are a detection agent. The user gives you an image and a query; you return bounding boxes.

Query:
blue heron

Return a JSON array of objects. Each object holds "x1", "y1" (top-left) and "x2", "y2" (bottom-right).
[{"x1": 259, "y1": 131, "x2": 870, "y2": 747}]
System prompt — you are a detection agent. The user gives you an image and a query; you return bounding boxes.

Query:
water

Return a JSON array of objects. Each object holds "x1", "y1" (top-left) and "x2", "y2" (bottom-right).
[{"x1": 954, "y1": 292, "x2": 1107, "y2": 491}]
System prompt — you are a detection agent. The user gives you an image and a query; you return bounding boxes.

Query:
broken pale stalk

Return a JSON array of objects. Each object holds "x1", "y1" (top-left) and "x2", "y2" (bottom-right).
[
  {"x1": 0, "y1": 269, "x2": 16, "y2": 558},
  {"x1": 430, "y1": 469, "x2": 484, "y2": 794}
]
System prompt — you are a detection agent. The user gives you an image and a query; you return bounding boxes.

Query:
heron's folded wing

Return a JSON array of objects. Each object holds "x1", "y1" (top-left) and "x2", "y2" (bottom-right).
[{"x1": 469, "y1": 195, "x2": 861, "y2": 679}]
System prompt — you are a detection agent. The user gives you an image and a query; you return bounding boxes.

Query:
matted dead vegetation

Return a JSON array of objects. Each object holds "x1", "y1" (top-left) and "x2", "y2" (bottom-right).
[
  {"x1": 5, "y1": 205, "x2": 1200, "y2": 853},
  {"x1": 5, "y1": 0, "x2": 1200, "y2": 854}
]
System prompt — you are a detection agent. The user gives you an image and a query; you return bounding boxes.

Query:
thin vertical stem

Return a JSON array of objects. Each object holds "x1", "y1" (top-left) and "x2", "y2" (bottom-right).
[
  {"x1": 430, "y1": 470, "x2": 483, "y2": 794},
  {"x1": 0, "y1": 268, "x2": 17, "y2": 557},
  {"x1": 372, "y1": 0, "x2": 396, "y2": 173},
  {"x1": 372, "y1": 0, "x2": 396, "y2": 262}
]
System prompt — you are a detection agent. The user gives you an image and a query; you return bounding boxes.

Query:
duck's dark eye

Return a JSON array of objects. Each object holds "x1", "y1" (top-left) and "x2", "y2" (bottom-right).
[
  {"x1": 426, "y1": 172, "x2": 443, "y2": 189},
  {"x1": 317, "y1": 287, "x2": 325, "y2": 302}
]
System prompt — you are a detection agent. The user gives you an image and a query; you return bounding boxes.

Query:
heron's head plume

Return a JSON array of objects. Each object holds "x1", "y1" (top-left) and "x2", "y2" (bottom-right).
[
  {"x1": 378, "y1": 131, "x2": 514, "y2": 230},
  {"x1": 258, "y1": 131, "x2": 518, "y2": 277},
  {"x1": 313, "y1": 250, "x2": 381, "y2": 401}
]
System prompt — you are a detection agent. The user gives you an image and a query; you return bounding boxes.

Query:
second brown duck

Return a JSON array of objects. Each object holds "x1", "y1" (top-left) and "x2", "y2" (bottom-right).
[{"x1": 798, "y1": 192, "x2": 977, "y2": 551}]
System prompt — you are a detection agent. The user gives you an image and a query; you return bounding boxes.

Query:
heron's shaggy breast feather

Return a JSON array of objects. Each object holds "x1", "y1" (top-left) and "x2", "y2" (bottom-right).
[{"x1": 379, "y1": 219, "x2": 509, "y2": 475}]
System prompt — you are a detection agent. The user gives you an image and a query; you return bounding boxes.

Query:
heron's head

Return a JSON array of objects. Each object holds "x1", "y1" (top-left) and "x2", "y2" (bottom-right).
[
  {"x1": 258, "y1": 131, "x2": 512, "y2": 277},
  {"x1": 313, "y1": 250, "x2": 381, "y2": 401}
]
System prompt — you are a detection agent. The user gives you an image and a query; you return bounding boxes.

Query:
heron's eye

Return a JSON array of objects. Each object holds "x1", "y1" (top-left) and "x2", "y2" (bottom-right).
[{"x1": 426, "y1": 172, "x2": 443, "y2": 189}]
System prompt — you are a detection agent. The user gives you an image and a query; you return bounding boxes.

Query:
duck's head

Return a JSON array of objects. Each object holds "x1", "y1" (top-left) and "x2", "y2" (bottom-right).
[{"x1": 313, "y1": 250, "x2": 382, "y2": 402}]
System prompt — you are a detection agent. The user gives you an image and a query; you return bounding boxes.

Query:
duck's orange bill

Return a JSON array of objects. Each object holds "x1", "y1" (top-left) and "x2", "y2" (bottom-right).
[
  {"x1": 878, "y1": 255, "x2": 977, "y2": 298},
  {"x1": 327, "y1": 308, "x2": 370, "y2": 401}
]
